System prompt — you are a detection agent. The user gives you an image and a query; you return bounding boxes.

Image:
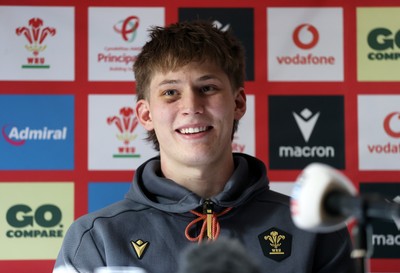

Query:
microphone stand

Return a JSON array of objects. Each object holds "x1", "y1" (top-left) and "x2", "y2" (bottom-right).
[
  {"x1": 351, "y1": 217, "x2": 371, "y2": 273},
  {"x1": 350, "y1": 196, "x2": 375, "y2": 273},
  {"x1": 333, "y1": 192, "x2": 400, "y2": 273}
]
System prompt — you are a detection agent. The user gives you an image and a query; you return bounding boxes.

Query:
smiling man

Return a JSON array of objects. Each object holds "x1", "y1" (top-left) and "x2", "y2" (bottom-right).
[
  {"x1": 53, "y1": 21, "x2": 355, "y2": 273},
  {"x1": 135, "y1": 60, "x2": 246, "y2": 198}
]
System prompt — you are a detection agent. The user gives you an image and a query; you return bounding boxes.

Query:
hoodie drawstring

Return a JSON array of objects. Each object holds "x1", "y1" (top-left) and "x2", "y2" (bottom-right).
[{"x1": 185, "y1": 200, "x2": 232, "y2": 243}]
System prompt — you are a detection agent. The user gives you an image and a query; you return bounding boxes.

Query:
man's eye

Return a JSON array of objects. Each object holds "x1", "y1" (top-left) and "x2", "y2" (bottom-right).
[
  {"x1": 164, "y1": 89, "x2": 177, "y2": 96},
  {"x1": 200, "y1": 86, "x2": 215, "y2": 93}
]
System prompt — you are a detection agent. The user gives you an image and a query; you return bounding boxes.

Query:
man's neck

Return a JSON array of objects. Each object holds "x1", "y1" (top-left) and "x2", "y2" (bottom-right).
[{"x1": 160, "y1": 156, "x2": 235, "y2": 198}]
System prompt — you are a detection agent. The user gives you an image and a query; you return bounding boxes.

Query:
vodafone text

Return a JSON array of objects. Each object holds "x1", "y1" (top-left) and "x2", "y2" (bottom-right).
[{"x1": 277, "y1": 54, "x2": 335, "y2": 65}]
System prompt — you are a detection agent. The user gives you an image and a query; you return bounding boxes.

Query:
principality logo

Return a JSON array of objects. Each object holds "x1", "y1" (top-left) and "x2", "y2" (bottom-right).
[
  {"x1": 114, "y1": 16, "x2": 140, "y2": 42},
  {"x1": 107, "y1": 107, "x2": 140, "y2": 158},
  {"x1": 258, "y1": 227, "x2": 292, "y2": 262},
  {"x1": 16, "y1": 18, "x2": 56, "y2": 69},
  {"x1": 293, "y1": 24, "x2": 319, "y2": 50},
  {"x1": 384, "y1": 112, "x2": 400, "y2": 138},
  {"x1": 232, "y1": 135, "x2": 246, "y2": 153}
]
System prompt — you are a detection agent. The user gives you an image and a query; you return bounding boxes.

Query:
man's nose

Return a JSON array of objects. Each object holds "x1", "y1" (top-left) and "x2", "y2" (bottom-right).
[{"x1": 180, "y1": 90, "x2": 204, "y2": 115}]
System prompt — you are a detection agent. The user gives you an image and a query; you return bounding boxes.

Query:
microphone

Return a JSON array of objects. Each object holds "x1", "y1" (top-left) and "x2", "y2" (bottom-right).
[
  {"x1": 290, "y1": 163, "x2": 400, "y2": 233},
  {"x1": 177, "y1": 237, "x2": 261, "y2": 273}
]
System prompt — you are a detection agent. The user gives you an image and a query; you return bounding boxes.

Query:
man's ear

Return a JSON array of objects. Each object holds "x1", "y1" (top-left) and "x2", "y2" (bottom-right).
[
  {"x1": 135, "y1": 99, "x2": 154, "y2": 131},
  {"x1": 234, "y1": 88, "x2": 247, "y2": 121}
]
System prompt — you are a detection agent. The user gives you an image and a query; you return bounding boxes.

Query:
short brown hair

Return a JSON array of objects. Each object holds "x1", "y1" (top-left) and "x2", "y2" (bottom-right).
[{"x1": 134, "y1": 20, "x2": 246, "y2": 150}]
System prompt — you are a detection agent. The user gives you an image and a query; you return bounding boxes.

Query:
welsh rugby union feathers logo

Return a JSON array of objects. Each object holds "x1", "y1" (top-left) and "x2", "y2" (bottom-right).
[
  {"x1": 107, "y1": 107, "x2": 140, "y2": 158},
  {"x1": 16, "y1": 18, "x2": 56, "y2": 69}
]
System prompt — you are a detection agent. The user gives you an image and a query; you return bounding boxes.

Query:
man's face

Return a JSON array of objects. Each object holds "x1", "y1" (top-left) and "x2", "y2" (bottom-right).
[{"x1": 135, "y1": 61, "x2": 246, "y2": 168}]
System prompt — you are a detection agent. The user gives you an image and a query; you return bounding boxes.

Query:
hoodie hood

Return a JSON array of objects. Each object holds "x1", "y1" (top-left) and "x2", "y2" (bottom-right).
[{"x1": 125, "y1": 153, "x2": 269, "y2": 213}]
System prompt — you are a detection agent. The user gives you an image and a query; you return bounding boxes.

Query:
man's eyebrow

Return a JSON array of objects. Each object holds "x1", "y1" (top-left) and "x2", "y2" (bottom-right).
[
  {"x1": 157, "y1": 75, "x2": 221, "y2": 86},
  {"x1": 197, "y1": 74, "x2": 221, "y2": 81},
  {"x1": 158, "y1": 79, "x2": 181, "y2": 86}
]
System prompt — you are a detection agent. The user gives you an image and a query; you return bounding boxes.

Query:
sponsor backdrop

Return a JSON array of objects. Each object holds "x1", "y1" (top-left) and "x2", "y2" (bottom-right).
[{"x1": 0, "y1": 0, "x2": 399, "y2": 272}]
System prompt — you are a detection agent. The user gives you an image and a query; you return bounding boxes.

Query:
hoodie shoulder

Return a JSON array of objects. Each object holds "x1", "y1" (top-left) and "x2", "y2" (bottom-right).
[
  {"x1": 255, "y1": 189, "x2": 291, "y2": 208},
  {"x1": 73, "y1": 199, "x2": 148, "y2": 231}
]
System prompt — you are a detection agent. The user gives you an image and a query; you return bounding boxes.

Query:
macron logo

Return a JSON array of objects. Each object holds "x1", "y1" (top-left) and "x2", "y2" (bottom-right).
[
  {"x1": 393, "y1": 196, "x2": 400, "y2": 231},
  {"x1": 212, "y1": 20, "x2": 230, "y2": 32},
  {"x1": 293, "y1": 108, "x2": 320, "y2": 142}
]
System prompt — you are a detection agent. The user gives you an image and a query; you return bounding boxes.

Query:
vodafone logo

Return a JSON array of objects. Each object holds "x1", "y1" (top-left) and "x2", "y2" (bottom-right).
[
  {"x1": 293, "y1": 24, "x2": 319, "y2": 50},
  {"x1": 366, "y1": 112, "x2": 400, "y2": 155},
  {"x1": 384, "y1": 112, "x2": 400, "y2": 138},
  {"x1": 275, "y1": 23, "x2": 335, "y2": 66}
]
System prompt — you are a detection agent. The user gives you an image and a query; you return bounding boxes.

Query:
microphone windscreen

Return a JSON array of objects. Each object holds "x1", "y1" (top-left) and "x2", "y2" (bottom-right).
[
  {"x1": 178, "y1": 238, "x2": 261, "y2": 273},
  {"x1": 290, "y1": 163, "x2": 356, "y2": 232}
]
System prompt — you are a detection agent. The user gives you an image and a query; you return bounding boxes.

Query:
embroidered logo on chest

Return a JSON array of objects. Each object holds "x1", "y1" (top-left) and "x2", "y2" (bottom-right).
[
  {"x1": 131, "y1": 239, "x2": 149, "y2": 259},
  {"x1": 258, "y1": 227, "x2": 292, "y2": 262}
]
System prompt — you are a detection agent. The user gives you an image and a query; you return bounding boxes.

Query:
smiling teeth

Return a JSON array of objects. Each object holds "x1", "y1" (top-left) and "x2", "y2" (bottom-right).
[{"x1": 180, "y1": 127, "x2": 207, "y2": 134}]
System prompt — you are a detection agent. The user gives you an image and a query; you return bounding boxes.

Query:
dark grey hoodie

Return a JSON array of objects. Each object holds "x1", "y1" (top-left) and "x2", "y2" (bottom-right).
[{"x1": 53, "y1": 153, "x2": 355, "y2": 273}]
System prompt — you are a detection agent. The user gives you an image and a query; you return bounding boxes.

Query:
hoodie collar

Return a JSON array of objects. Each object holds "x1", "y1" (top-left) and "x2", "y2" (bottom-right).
[{"x1": 126, "y1": 153, "x2": 269, "y2": 213}]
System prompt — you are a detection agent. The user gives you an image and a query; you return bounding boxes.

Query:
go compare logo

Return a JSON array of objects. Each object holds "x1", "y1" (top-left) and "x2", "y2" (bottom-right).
[
  {"x1": 5, "y1": 204, "x2": 64, "y2": 238},
  {"x1": 2, "y1": 125, "x2": 68, "y2": 146}
]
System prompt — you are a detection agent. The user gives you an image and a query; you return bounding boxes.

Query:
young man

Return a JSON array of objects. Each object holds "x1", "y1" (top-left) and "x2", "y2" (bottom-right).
[{"x1": 53, "y1": 21, "x2": 355, "y2": 273}]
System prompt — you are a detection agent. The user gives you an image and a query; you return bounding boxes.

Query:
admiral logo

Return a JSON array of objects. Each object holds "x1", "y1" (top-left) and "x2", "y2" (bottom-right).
[
  {"x1": 107, "y1": 107, "x2": 140, "y2": 158},
  {"x1": 276, "y1": 24, "x2": 335, "y2": 66},
  {"x1": 0, "y1": 95, "x2": 74, "y2": 170},
  {"x1": 2, "y1": 125, "x2": 68, "y2": 146},
  {"x1": 16, "y1": 17, "x2": 56, "y2": 69},
  {"x1": 269, "y1": 96, "x2": 345, "y2": 170},
  {"x1": 367, "y1": 28, "x2": 400, "y2": 61},
  {"x1": 6, "y1": 204, "x2": 63, "y2": 238}
]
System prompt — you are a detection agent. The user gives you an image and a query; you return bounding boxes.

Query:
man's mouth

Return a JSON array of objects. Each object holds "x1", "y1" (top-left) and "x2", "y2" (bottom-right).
[{"x1": 178, "y1": 126, "x2": 211, "y2": 134}]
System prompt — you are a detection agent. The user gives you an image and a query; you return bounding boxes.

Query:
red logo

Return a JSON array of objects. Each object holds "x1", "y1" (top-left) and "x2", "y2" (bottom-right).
[
  {"x1": 16, "y1": 18, "x2": 56, "y2": 68},
  {"x1": 113, "y1": 16, "x2": 140, "y2": 42},
  {"x1": 2, "y1": 125, "x2": 25, "y2": 146},
  {"x1": 107, "y1": 107, "x2": 140, "y2": 158},
  {"x1": 293, "y1": 24, "x2": 319, "y2": 50},
  {"x1": 384, "y1": 112, "x2": 400, "y2": 138}
]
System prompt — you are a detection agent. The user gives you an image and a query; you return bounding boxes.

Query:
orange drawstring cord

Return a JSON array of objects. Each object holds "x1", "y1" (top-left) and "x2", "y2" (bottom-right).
[{"x1": 184, "y1": 207, "x2": 232, "y2": 244}]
